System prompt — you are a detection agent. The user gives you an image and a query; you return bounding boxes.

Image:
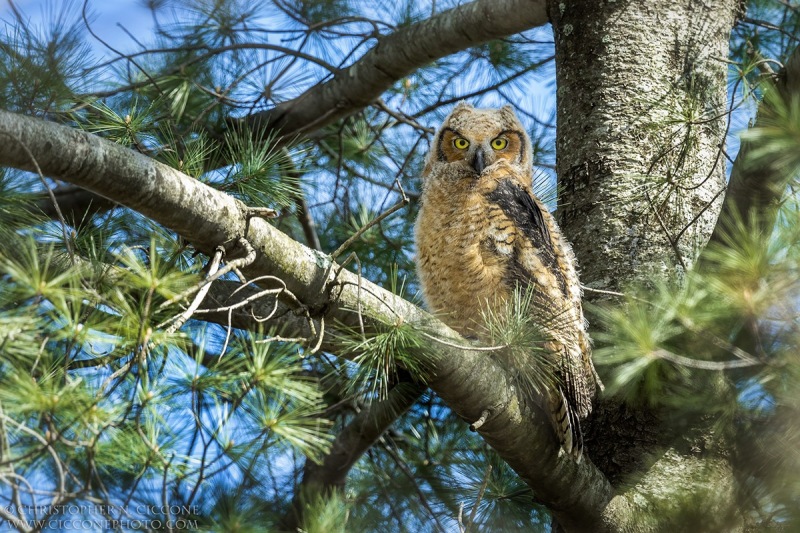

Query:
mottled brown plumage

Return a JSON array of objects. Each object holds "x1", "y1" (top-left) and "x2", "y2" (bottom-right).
[{"x1": 415, "y1": 102, "x2": 602, "y2": 460}]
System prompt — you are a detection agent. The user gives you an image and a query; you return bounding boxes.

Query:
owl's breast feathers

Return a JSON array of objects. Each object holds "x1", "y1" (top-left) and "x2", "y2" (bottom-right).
[
  {"x1": 416, "y1": 163, "x2": 579, "y2": 340},
  {"x1": 416, "y1": 162, "x2": 599, "y2": 458}
]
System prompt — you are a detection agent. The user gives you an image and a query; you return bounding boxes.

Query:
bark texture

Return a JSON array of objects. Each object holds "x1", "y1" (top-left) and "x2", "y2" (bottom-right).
[
  {"x1": 548, "y1": 0, "x2": 743, "y2": 529},
  {"x1": 600, "y1": 451, "x2": 740, "y2": 532},
  {"x1": 551, "y1": 0, "x2": 734, "y2": 288}
]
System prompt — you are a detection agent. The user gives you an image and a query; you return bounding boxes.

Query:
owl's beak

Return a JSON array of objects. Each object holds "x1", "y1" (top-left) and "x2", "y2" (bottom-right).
[{"x1": 471, "y1": 147, "x2": 486, "y2": 174}]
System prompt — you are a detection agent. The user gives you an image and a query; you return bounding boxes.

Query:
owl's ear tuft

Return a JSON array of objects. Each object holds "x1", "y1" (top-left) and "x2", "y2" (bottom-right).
[
  {"x1": 499, "y1": 104, "x2": 519, "y2": 122},
  {"x1": 453, "y1": 101, "x2": 473, "y2": 113},
  {"x1": 422, "y1": 159, "x2": 433, "y2": 177},
  {"x1": 422, "y1": 139, "x2": 438, "y2": 177}
]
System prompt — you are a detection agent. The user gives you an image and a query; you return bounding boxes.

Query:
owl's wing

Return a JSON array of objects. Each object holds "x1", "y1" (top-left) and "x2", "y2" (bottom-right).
[
  {"x1": 486, "y1": 178, "x2": 567, "y2": 297},
  {"x1": 487, "y1": 179, "x2": 550, "y2": 253},
  {"x1": 487, "y1": 177, "x2": 589, "y2": 460}
]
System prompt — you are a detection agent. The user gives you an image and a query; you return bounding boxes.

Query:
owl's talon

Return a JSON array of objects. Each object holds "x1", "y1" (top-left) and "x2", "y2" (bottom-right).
[{"x1": 469, "y1": 409, "x2": 491, "y2": 431}]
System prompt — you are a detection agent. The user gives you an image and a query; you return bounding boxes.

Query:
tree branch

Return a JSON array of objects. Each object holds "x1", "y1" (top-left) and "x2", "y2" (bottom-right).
[
  {"x1": 32, "y1": 0, "x2": 548, "y2": 223},
  {"x1": 709, "y1": 44, "x2": 800, "y2": 244},
  {"x1": 0, "y1": 109, "x2": 613, "y2": 531},
  {"x1": 243, "y1": 0, "x2": 548, "y2": 138},
  {"x1": 282, "y1": 379, "x2": 426, "y2": 531}
]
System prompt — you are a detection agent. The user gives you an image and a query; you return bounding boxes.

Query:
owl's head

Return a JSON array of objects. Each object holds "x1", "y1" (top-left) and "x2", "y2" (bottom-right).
[{"x1": 423, "y1": 102, "x2": 532, "y2": 179}]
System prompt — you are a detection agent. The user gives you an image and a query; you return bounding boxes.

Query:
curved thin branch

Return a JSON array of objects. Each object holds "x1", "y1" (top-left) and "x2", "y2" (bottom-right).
[{"x1": 651, "y1": 349, "x2": 759, "y2": 371}]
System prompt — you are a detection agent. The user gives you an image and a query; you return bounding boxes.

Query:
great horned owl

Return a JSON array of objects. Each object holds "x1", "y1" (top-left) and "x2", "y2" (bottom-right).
[{"x1": 414, "y1": 102, "x2": 601, "y2": 461}]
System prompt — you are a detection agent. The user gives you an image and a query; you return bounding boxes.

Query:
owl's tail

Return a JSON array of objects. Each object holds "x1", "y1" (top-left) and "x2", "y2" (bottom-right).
[{"x1": 547, "y1": 387, "x2": 584, "y2": 462}]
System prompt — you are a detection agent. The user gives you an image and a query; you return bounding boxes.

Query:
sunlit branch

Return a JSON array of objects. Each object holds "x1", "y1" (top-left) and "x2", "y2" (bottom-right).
[
  {"x1": 0, "y1": 108, "x2": 614, "y2": 532},
  {"x1": 244, "y1": 0, "x2": 548, "y2": 139}
]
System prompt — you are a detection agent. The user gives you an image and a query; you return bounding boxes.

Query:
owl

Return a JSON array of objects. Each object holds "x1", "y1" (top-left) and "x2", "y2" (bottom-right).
[{"x1": 414, "y1": 102, "x2": 602, "y2": 461}]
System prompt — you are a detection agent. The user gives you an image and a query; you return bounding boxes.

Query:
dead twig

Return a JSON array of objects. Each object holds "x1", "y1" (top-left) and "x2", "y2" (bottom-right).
[{"x1": 161, "y1": 247, "x2": 224, "y2": 333}]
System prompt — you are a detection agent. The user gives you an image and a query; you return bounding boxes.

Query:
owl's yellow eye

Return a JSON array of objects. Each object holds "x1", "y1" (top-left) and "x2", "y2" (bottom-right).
[
  {"x1": 453, "y1": 138, "x2": 470, "y2": 150},
  {"x1": 491, "y1": 138, "x2": 508, "y2": 150}
]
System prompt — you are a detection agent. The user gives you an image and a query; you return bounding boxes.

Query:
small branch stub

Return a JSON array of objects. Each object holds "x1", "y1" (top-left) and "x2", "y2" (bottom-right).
[
  {"x1": 246, "y1": 207, "x2": 278, "y2": 219},
  {"x1": 470, "y1": 409, "x2": 491, "y2": 432}
]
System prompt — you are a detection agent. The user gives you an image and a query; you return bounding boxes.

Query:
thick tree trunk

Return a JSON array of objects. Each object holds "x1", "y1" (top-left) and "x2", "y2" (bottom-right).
[
  {"x1": 551, "y1": 0, "x2": 734, "y2": 287},
  {"x1": 548, "y1": 0, "x2": 743, "y2": 530}
]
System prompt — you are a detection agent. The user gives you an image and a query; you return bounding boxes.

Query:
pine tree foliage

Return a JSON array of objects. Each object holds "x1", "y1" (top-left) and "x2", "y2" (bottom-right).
[{"x1": 0, "y1": 0, "x2": 798, "y2": 531}]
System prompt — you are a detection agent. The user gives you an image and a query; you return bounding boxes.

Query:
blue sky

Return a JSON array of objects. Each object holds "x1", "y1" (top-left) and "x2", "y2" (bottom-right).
[
  {"x1": 4, "y1": 0, "x2": 154, "y2": 59},
  {"x1": 1, "y1": 0, "x2": 749, "y2": 173}
]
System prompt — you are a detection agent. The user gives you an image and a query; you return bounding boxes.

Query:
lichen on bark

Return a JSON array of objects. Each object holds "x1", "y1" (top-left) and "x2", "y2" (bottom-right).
[
  {"x1": 547, "y1": 0, "x2": 743, "y2": 529},
  {"x1": 550, "y1": 0, "x2": 736, "y2": 290}
]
